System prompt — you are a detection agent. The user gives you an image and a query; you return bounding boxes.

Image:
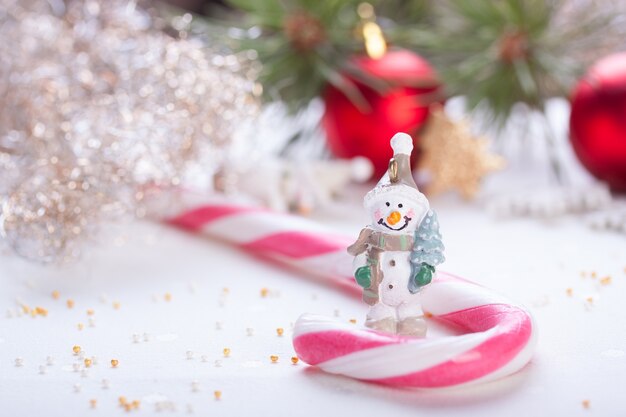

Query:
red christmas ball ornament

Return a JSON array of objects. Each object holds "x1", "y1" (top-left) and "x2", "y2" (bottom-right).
[
  {"x1": 322, "y1": 49, "x2": 440, "y2": 177},
  {"x1": 570, "y1": 52, "x2": 626, "y2": 192}
]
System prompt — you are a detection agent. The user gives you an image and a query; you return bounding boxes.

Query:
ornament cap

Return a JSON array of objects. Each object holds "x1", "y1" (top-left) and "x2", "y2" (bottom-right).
[{"x1": 388, "y1": 159, "x2": 399, "y2": 183}]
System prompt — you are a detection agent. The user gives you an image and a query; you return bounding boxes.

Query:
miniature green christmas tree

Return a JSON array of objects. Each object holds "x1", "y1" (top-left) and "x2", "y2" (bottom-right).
[{"x1": 409, "y1": 210, "x2": 445, "y2": 292}]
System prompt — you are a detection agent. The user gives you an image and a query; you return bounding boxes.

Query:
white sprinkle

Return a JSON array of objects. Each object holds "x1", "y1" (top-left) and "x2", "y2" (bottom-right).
[
  {"x1": 46, "y1": 356, "x2": 55, "y2": 366},
  {"x1": 6, "y1": 309, "x2": 14, "y2": 318},
  {"x1": 187, "y1": 403, "x2": 194, "y2": 413},
  {"x1": 91, "y1": 356, "x2": 98, "y2": 365},
  {"x1": 88, "y1": 317, "x2": 96, "y2": 327},
  {"x1": 73, "y1": 383, "x2": 81, "y2": 393},
  {"x1": 143, "y1": 333, "x2": 150, "y2": 342},
  {"x1": 78, "y1": 351, "x2": 85, "y2": 359},
  {"x1": 215, "y1": 322, "x2": 223, "y2": 330},
  {"x1": 132, "y1": 333, "x2": 141, "y2": 343},
  {"x1": 246, "y1": 327, "x2": 254, "y2": 336},
  {"x1": 200, "y1": 355, "x2": 208, "y2": 362},
  {"x1": 39, "y1": 365, "x2": 47, "y2": 374},
  {"x1": 333, "y1": 309, "x2": 340, "y2": 317},
  {"x1": 186, "y1": 350, "x2": 194, "y2": 360},
  {"x1": 214, "y1": 360, "x2": 222, "y2": 367},
  {"x1": 602, "y1": 349, "x2": 625, "y2": 358},
  {"x1": 191, "y1": 380, "x2": 199, "y2": 392},
  {"x1": 72, "y1": 363, "x2": 81, "y2": 372},
  {"x1": 101, "y1": 378, "x2": 110, "y2": 389},
  {"x1": 81, "y1": 369, "x2": 88, "y2": 378},
  {"x1": 99, "y1": 293, "x2": 109, "y2": 303}
]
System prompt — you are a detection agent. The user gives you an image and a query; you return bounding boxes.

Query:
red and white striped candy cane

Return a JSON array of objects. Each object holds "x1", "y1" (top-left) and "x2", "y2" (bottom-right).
[{"x1": 168, "y1": 200, "x2": 537, "y2": 388}]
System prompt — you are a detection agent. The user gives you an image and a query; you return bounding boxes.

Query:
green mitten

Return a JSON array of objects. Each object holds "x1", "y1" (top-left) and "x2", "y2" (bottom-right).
[
  {"x1": 354, "y1": 266, "x2": 372, "y2": 288},
  {"x1": 414, "y1": 264, "x2": 435, "y2": 287}
]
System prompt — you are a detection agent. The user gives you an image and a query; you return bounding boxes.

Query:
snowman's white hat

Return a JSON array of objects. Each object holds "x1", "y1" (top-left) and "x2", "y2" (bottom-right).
[{"x1": 364, "y1": 133, "x2": 428, "y2": 209}]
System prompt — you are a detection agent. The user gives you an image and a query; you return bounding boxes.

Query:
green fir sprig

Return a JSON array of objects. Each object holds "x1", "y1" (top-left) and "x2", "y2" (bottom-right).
[
  {"x1": 389, "y1": 0, "x2": 624, "y2": 125},
  {"x1": 222, "y1": 0, "x2": 623, "y2": 124}
]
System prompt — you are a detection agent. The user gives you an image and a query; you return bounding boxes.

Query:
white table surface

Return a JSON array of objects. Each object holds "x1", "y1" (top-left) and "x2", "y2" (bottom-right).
[{"x1": 1, "y1": 187, "x2": 625, "y2": 417}]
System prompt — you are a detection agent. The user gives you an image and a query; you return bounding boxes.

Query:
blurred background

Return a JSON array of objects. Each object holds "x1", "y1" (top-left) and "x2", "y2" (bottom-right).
[
  {"x1": 1, "y1": 0, "x2": 626, "y2": 263},
  {"x1": 1, "y1": 0, "x2": 626, "y2": 264}
]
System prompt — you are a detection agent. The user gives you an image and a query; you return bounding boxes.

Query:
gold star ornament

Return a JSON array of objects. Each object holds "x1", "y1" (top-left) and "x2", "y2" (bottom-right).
[{"x1": 418, "y1": 107, "x2": 505, "y2": 200}]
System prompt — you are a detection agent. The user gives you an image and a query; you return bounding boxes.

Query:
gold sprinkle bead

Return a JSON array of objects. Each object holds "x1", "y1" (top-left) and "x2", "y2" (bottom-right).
[
  {"x1": 349, "y1": 319, "x2": 357, "y2": 324},
  {"x1": 586, "y1": 297, "x2": 594, "y2": 304},
  {"x1": 566, "y1": 288, "x2": 573, "y2": 296},
  {"x1": 77, "y1": 323, "x2": 84, "y2": 331},
  {"x1": 73, "y1": 345, "x2": 81, "y2": 354},
  {"x1": 35, "y1": 307, "x2": 48, "y2": 316},
  {"x1": 111, "y1": 359, "x2": 119, "y2": 368},
  {"x1": 67, "y1": 299, "x2": 75, "y2": 309},
  {"x1": 118, "y1": 396, "x2": 127, "y2": 406},
  {"x1": 260, "y1": 288, "x2": 269, "y2": 298},
  {"x1": 124, "y1": 403, "x2": 132, "y2": 412},
  {"x1": 84, "y1": 358, "x2": 92, "y2": 367},
  {"x1": 112, "y1": 301, "x2": 121, "y2": 310},
  {"x1": 600, "y1": 276, "x2": 612, "y2": 285},
  {"x1": 87, "y1": 309, "x2": 95, "y2": 316},
  {"x1": 591, "y1": 272, "x2": 597, "y2": 279},
  {"x1": 214, "y1": 390, "x2": 222, "y2": 400},
  {"x1": 222, "y1": 287, "x2": 229, "y2": 294},
  {"x1": 131, "y1": 400, "x2": 140, "y2": 409},
  {"x1": 270, "y1": 355, "x2": 279, "y2": 363},
  {"x1": 582, "y1": 400, "x2": 590, "y2": 409},
  {"x1": 291, "y1": 356, "x2": 299, "y2": 365},
  {"x1": 164, "y1": 293, "x2": 172, "y2": 302},
  {"x1": 276, "y1": 328, "x2": 284, "y2": 337},
  {"x1": 52, "y1": 290, "x2": 60, "y2": 300},
  {"x1": 89, "y1": 399, "x2": 97, "y2": 408},
  {"x1": 223, "y1": 348, "x2": 231, "y2": 357}
]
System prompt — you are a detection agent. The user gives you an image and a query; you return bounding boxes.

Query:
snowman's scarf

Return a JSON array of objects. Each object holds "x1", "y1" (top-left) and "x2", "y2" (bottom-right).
[{"x1": 347, "y1": 228, "x2": 415, "y2": 305}]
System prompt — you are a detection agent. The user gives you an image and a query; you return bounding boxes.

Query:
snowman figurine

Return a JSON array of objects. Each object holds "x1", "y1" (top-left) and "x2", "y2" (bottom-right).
[{"x1": 347, "y1": 133, "x2": 444, "y2": 337}]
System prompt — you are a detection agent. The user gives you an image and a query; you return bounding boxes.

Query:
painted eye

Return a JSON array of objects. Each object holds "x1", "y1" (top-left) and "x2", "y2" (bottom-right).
[
  {"x1": 398, "y1": 203, "x2": 403, "y2": 208},
  {"x1": 385, "y1": 202, "x2": 390, "y2": 207}
]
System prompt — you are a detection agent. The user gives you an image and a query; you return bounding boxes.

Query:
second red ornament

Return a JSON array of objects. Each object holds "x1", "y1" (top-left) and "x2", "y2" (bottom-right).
[{"x1": 570, "y1": 52, "x2": 626, "y2": 192}]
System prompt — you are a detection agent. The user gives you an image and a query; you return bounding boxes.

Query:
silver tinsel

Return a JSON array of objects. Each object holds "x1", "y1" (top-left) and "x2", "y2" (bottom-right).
[{"x1": 0, "y1": 0, "x2": 260, "y2": 263}]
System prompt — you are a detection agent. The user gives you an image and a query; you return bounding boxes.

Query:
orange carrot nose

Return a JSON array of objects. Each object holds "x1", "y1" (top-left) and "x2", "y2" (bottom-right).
[{"x1": 387, "y1": 211, "x2": 401, "y2": 225}]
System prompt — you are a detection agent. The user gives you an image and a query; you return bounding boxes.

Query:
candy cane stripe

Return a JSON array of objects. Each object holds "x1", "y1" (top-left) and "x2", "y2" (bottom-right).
[{"x1": 242, "y1": 232, "x2": 352, "y2": 259}]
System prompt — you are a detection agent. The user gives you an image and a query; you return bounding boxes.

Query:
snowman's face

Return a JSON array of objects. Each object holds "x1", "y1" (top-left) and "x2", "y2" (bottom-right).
[{"x1": 368, "y1": 196, "x2": 428, "y2": 234}]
